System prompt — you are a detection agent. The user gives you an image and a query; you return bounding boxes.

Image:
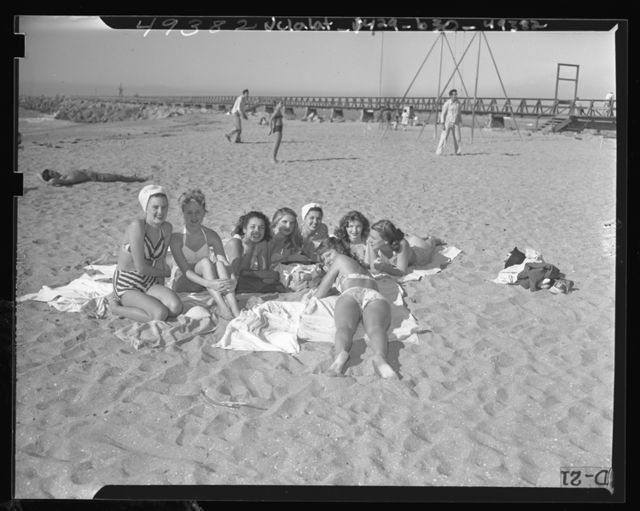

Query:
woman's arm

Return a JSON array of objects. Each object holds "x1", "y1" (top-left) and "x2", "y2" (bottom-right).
[
  {"x1": 370, "y1": 239, "x2": 410, "y2": 276},
  {"x1": 314, "y1": 263, "x2": 340, "y2": 299},
  {"x1": 393, "y1": 239, "x2": 412, "y2": 274},
  {"x1": 226, "y1": 238, "x2": 245, "y2": 275},
  {"x1": 205, "y1": 229, "x2": 230, "y2": 263},
  {"x1": 128, "y1": 221, "x2": 171, "y2": 278}
]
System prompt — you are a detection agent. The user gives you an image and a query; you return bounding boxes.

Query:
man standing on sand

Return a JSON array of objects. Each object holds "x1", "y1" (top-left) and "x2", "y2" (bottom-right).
[
  {"x1": 435, "y1": 89, "x2": 462, "y2": 156},
  {"x1": 225, "y1": 89, "x2": 250, "y2": 143}
]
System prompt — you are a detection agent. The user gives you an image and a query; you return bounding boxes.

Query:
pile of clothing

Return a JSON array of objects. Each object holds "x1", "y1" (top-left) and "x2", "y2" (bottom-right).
[{"x1": 494, "y1": 247, "x2": 574, "y2": 294}]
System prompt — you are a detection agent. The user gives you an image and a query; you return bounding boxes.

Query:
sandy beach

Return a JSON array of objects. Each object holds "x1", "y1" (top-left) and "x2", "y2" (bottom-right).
[{"x1": 13, "y1": 109, "x2": 617, "y2": 498}]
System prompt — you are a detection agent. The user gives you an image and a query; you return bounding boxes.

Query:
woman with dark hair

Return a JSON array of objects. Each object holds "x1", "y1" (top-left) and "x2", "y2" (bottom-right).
[
  {"x1": 226, "y1": 211, "x2": 283, "y2": 293},
  {"x1": 366, "y1": 219, "x2": 444, "y2": 276},
  {"x1": 333, "y1": 210, "x2": 370, "y2": 266}
]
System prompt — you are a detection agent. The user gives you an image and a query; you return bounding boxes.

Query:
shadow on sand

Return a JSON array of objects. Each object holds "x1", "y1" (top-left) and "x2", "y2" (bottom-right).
[{"x1": 283, "y1": 157, "x2": 360, "y2": 163}]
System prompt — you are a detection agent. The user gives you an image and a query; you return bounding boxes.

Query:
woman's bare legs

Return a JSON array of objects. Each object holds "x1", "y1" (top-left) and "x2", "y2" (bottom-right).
[
  {"x1": 110, "y1": 289, "x2": 170, "y2": 322},
  {"x1": 362, "y1": 299, "x2": 398, "y2": 379},
  {"x1": 327, "y1": 294, "x2": 361, "y2": 376},
  {"x1": 272, "y1": 130, "x2": 282, "y2": 163},
  {"x1": 195, "y1": 259, "x2": 234, "y2": 320},
  {"x1": 214, "y1": 260, "x2": 241, "y2": 317}
]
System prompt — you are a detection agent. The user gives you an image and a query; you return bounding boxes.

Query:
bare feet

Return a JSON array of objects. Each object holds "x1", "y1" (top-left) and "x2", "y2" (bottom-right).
[
  {"x1": 326, "y1": 351, "x2": 350, "y2": 376},
  {"x1": 216, "y1": 303, "x2": 235, "y2": 321},
  {"x1": 372, "y1": 354, "x2": 399, "y2": 379}
]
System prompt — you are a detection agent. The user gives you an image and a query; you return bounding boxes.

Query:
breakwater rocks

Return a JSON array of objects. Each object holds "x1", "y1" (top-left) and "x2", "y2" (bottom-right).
[{"x1": 19, "y1": 96, "x2": 210, "y2": 123}]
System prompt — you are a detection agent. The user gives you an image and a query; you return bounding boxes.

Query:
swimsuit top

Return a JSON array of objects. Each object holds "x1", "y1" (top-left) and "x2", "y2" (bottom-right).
[
  {"x1": 335, "y1": 272, "x2": 376, "y2": 293},
  {"x1": 123, "y1": 225, "x2": 166, "y2": 264},
  {"x1": 182, "y1": 227, "x2": 210, "y2": 264}
]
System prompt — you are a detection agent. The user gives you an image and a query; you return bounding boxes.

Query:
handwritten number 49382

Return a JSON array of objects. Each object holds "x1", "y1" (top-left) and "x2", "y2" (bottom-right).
[{"x1": 136, "y1": 18, "x2": 228, "y2": 36}]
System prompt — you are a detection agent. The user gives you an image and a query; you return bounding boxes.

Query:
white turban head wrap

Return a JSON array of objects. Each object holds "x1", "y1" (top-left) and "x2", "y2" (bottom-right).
[
  {"x1": 301, "y1": 202, "x2": 322, "y2": 221},
  {"x1": 138, "y1": 184, "x2": 167, "y2": 212}
]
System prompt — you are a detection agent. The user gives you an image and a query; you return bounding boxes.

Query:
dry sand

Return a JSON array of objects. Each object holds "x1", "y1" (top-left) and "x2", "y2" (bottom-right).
[{"x1": 14, "y1": 111, "x2": 617, "y2": 498}]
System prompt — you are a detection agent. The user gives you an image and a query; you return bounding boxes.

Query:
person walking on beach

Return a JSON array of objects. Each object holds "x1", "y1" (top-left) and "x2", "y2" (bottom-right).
[
  {"x1": 39, "y1": 168, "x2": 150, "y2": 187},
  {"x1": 268, "y1": 100, "x2": 284, "y2": 163},
  {"x1": 225, "y1": 89, "x2": 250, "y2": 143},
  {"x1": 310, "y1": 237, "x2": 398, "y2": 379},
  {"x1": 435, "y1": 89, "x2": 462, "y2": 156}
]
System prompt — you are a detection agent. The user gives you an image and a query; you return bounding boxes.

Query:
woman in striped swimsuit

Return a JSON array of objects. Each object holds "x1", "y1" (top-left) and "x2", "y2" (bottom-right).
[
  {"x1": 311, "y1": 237, "x2": 398, "y2": 379},
  {"x1": 169, "y1": 189, "x2": 240, "y2": 320},
  {"x1": 109, "y1": 185, "x2": 183, "y2": 322}
]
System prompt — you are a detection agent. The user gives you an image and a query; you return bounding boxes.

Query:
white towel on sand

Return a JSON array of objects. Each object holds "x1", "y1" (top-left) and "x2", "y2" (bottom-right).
[
  {"x1": 215, "y1": 276, "x2": 428, "y2": 354},
  {"x1": 17, "y1": 266, "x2": 115, "y2": 317},
  {"x1": 370, "y1": 245, "x2": 461, "y2": 283}
]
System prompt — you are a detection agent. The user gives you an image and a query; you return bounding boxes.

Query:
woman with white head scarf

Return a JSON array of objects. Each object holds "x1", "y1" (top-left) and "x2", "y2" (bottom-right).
[{"x1": 108, "y1": 184, "x2": 183, "y2": 322}]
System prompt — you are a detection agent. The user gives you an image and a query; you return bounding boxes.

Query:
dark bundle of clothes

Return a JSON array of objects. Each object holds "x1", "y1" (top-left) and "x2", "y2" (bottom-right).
[{"x1": 504, "y1": 246, "x2": 574, "y2": 294}]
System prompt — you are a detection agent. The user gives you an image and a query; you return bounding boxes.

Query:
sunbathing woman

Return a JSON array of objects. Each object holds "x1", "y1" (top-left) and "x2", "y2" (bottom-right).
[
  {"x1": 334, "y1": 210, "x2": 370, "y2": 267},
  {"x1": 169, "y1": 189, "x2": 240, "y2": 319},
  {"x1": 312, "y1": 237, "x2": 398, "y2": 379},
  {"x1": 268, "y1": 207, "x2": 312, "y2": 267},
  {"x1": 109, "y1": 185, "x2": 183, "y2": 322},
  {"x1": 366, "y1": 219, "x2": 444, "y2": 276},
  {"x1": 226, "y1": 211, "x2": 283, "y2": 293},
  {"x1": 299, "y1": 202, "x2": 330, "y2": 259}
]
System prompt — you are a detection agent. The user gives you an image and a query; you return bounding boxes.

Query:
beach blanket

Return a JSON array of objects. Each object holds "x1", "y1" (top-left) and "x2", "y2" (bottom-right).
[
  {"x1": 215, "y1": 276, "x2": 428, "y2": 354},
  {"x1": 17, "y1": 264, "x2": 115, "y2": 318}
]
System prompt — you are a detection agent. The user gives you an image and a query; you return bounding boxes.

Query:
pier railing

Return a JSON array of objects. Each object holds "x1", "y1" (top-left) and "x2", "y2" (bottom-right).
[{"x1": 61, "y1": 95, "x2": 617, "y2": 119}]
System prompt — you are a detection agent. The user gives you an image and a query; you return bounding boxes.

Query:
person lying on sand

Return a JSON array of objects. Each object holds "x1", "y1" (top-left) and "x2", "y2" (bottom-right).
[
  {"x1": 365, "y1": 219, "x2": 445, "y2": 276},
  {"x1": 333, "y1": 210, "x2": 370, "y2": 267},
  {"x1": 169, "y1": 189, "x2": 240, "y2": 320},
  {"x1": 310, "y1": 237, "x2": 398, "y2": 379},
  {"x1": 107, "y1": 184, "x2": 183, "y2": 322},
  {"x1": 39, "y1": 168, "x2": 150, "y2": 187}
]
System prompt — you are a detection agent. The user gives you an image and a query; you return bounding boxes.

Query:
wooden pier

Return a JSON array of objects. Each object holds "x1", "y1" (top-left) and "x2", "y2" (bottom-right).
[{"x1": 60, "y1": 94, "x2": 617, "y2": 130}]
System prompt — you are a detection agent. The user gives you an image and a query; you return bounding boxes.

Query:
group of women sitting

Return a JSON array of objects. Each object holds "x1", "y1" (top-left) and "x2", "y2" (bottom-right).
[{"x1": 108, "y1": 184, "x2": 443, "y2": 378}]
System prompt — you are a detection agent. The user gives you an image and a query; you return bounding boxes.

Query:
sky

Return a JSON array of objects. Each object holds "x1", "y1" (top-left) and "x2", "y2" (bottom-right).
[{"x1": 17, "y1": 16, "x2": 619, "y2": 100}]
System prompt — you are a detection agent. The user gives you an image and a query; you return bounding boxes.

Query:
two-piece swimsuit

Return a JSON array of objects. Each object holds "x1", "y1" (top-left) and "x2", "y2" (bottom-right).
[
  {"x1": 113, "y1": 227, "x2": 167, "y2": 298},
  {"x1": 335, "y1": 273, "x2": 387, "y2": 311}
]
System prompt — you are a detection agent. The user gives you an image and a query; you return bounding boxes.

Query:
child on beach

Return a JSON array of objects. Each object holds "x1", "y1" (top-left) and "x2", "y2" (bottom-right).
[
  {"x1": 108, "y1": 184, "x2": 183, "y2": 322},
  {"x1": 311, "y1": 237, "x2": 398, "y2": 379},
  {"x1": 334, "y1": 210, "x2": 370, "y2": 267},
  {"x1": 268, "y1": 207, "x2": 312, "y2": 267},
  {"x1": 268, "y1": 100, "x2": 284, "y2": 163},
  {"x1": 226, "y1": 211, "x2": 283, "y2": 293},
  {"x1": 169, "y1": 189, "x2": 240, "y2": 320},
  {"x1": 366, "y1": 219, "x2": 445, "y2": 276},
  {"x1": 299, "y1": 202, "x2": 330, "y2": 258}
]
